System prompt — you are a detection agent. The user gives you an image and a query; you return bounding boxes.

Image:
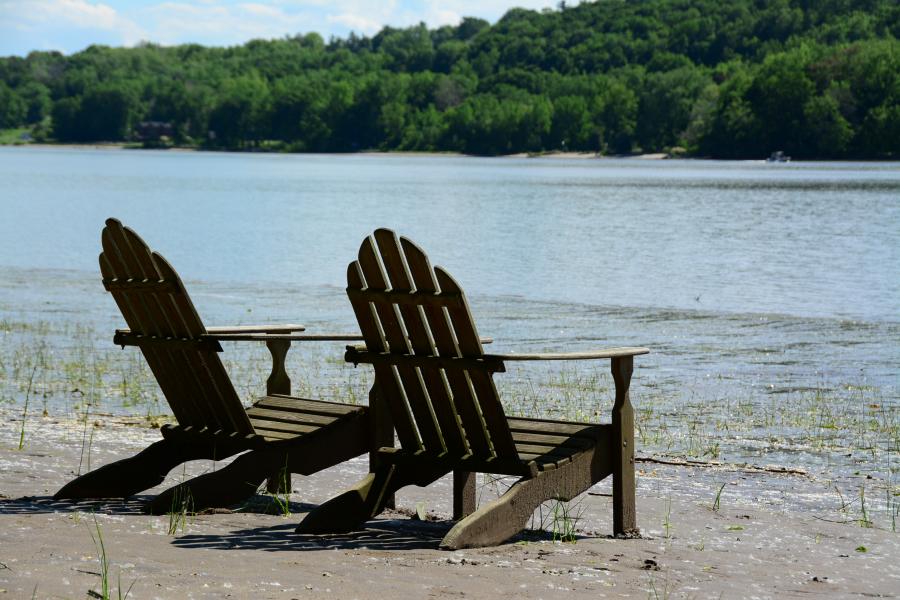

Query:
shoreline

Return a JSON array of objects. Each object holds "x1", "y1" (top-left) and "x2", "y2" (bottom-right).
[
  {"x1": 1, "y1": 142, "x2": 641, "y2": 159},
  {"x1": 5, "y1": 142, "x2": 899, "y2": 162},
  {"x1": 1, "y1": 413, "x2": 898, "y2": 599},
  {"x1": 0, "y1": 141, "x2": 833, "y2": 162}
]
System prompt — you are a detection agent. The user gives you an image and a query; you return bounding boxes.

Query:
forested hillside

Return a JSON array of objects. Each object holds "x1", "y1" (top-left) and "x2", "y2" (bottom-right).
[{"x1": 1, "y1": 0, "x2": 898, "y2": 158}]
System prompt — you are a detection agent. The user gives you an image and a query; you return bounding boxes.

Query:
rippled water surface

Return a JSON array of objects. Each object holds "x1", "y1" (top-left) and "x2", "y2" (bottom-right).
[
  {"x1": 2, "y1": 146, "x2": 899, "y2": 320},
  {"x1": 1, "y1": 147, "x2": 898, "y2": 520}
]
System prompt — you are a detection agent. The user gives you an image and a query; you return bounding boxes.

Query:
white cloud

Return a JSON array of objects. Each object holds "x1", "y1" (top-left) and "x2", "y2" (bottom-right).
[
  {"x1": 0, "y1": 0, "x2": 563, "y2": 56},
  {"x1": 326, "y1": 13, "x2": 382, "y2": 34},
  {"x1": 8, "y1": 0, "x2": 119, "y2": 28},
  {"x1": 239, "y1": 3, "x2": 284, "y2": 18},
  {"x1": 0, "y1": 0, "x2": 147, "y2": 51},
  {"x1": 430, "y1": 9, "x2": 463, "y2": 27},
  {"x1": 141, "y1": 1, "x2": 315, "y2": 45}
]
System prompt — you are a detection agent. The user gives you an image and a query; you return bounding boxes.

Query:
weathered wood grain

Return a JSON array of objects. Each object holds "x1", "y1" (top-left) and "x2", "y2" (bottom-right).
[
  {"x1": 296, "y1": 229, "x2": 647, "y2": 548},
  {"x1": 56, "y1": 219, "x2": 370, "y2": 510}
]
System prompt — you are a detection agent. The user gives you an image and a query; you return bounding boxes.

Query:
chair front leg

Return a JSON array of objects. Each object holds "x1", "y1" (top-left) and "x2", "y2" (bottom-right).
[
  {"x1": 55, "y1": 437, "x2": 203, "y2": 500},
  {"x1": 611, "y1": 355, "x2": 637, "y2": 536},
  {"x1": 296, "y1": 462, "x2": 450, "y2": 535}
]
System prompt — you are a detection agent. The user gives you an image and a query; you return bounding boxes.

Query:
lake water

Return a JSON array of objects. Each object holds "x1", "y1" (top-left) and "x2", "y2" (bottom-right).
[
  {"x1": 1, "y1": 147, "x2": 898, "y2": 519},
  {"x1": 2, "y1": 146, "x2": 899, "y2": 321}
]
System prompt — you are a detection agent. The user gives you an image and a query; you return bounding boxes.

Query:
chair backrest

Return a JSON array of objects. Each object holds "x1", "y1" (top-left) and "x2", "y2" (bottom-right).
[
  {"x1": 100, "y1": 218, "x2": 254, "y2": 435},
  {"x1": 345, "y1": 229, "x2": 517, "y2": 461}
]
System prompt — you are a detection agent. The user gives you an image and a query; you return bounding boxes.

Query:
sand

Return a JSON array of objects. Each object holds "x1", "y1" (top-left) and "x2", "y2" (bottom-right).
[{"x1": 1, "y1": 414, "x2": 898, "y2": 599}]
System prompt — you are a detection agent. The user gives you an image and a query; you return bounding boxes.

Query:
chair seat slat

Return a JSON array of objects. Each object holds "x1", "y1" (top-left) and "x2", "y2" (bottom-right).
[
  {"x1": 246, "y1": 407, "x2": 341, "y2": 427},
  {"x1": 253, "y1": 395, "x2": 363, "y2": 416},
  {"x1": 507, "y1": 418, "x2": 610, "y2": 438},
  {"x1": 511, "y1": 430, "x2": 597, "y2": 449}
]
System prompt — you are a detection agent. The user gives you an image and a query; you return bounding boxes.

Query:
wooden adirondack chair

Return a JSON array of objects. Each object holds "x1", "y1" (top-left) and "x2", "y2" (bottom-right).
[
  {"x1": 55, "y1": 219, "x2": 370, "y2": 513},
  {"x1": 296, "y1": 229, "x2": 648, "y2": 548}
]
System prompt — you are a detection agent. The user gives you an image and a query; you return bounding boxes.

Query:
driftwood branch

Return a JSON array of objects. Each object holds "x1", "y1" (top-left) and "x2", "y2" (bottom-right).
[{"x1": 634, "y1": 455, "x2": 808, "y2": 476}]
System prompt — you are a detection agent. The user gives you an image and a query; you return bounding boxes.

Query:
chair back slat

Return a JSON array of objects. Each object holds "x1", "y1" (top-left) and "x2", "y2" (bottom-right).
[
  {"x1": 434, "y1": 268, "x2": 518, "y2": 458},
  {"x1": 374, "y1": 229, "x2": 457, "y2": 455},
  {"x1": 99, "y1": 250, "x2": 201, "y2": 426},
  {"x1": 347, "y1": 229, "x2": 518, "y2": 462},
  {"x1": 400, "y1": 238, "x2": 480, "y2": 456},
  {"x1": 152, "y1": 252, "x2": 255, "y2": 433},
  {"x1": 99, "y1": 219, "x2": 253, "y2": 435},
  {"x1": 347, "y1": 260, "x2": 421, "y2": 451},
  {"x1": 360, "y1": 237, "x2": 444, "y2": 451},
  {"x1": 104, "y1": 222, "x2": 224, "y2": 430},
  {"x1": 100, "y1": 226, "x2": 208, "y2": 427}
]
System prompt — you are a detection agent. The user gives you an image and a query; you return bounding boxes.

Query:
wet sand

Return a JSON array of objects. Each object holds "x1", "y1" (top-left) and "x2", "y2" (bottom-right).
[{"x1": 1, "y1": 413, "x2": 897, "y2": 599}]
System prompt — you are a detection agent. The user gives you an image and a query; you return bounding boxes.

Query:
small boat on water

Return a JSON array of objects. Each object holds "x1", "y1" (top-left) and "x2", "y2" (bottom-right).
[{"x1": 767, "y1": 150, "x2": 791, "y2": 162}]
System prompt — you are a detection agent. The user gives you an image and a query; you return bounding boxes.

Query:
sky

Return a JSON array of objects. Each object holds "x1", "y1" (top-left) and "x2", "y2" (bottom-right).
[{"x1": 0, "y1": 0, "x2": 562, "y2": 57}]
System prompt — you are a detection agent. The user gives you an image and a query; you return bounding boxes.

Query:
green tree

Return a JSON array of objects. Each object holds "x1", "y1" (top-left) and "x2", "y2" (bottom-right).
[
  {"x1": 51, "y1": 96, "x2": 82, "y2": 141},
  {"x1": 593, "y1": 80, "x2": 638, "y2": 154},
  {"x1": 550, "y1": 95, "x2": 593, "y2": 150},
  {"x1": 79, "y1": 85, "x2": 138, "y2": 140},
  {"x1": 208, "y1": 75, "x2": 270, "y2": 148},
  {"x1": 1, "y1": 0, "x2": 897, "y2": 157},
  {"x1": 0, "y1": 82, "x2": 26, "y2": 128},
  {"x1": 18, "y1": 82, "x2": 52, "y2": 124},
  {"x1": 803, "y1": 93, "x2": 853, "y2": 156}
]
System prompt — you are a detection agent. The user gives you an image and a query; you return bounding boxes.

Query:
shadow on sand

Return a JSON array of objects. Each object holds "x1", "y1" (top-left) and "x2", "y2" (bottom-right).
[
  {"x1": 172, "y1": 517, "x2": 455, "y2": 552},
  {"x1": 1, "y1": 495, "x2": 573, "y2": 551},
  {"x1": 0, "y1": 495, "x2": 150, "y2": 516}
]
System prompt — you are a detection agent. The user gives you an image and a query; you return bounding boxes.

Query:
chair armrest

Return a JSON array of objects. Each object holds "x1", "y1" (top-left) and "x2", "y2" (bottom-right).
[
  {"x1": 484, "y1": 347, "x2": 649, "y2": 361},
  {"x1": 116, "y1": 324, "x2": 306, "y2": 337},
  {"x1": 207, "y1": 332, "x2": 364, "y2": 342},
  {"x1": 204, "y1": 324, "x2": 305, "y2": 334},
  {"x1": 343, "y1": 337, "x2": 494, "y2": 353}
]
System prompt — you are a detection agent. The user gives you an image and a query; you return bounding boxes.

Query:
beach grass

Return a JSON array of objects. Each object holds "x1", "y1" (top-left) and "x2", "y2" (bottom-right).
[
  {"x1": 88, "y1": 514, "x2": 136, "y2": 599},
  {"x1": 1, "y1": 316, "x2": 898, "y2": 530},
  {"x1": 0, "y1": 127, "x2": 31, "y2": 145}
]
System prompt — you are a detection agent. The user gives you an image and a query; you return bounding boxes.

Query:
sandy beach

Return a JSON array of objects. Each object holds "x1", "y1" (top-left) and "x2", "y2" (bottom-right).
[
  {"x1": 2, "y1": 411, "x2": 897, "y2": 599},
  {"x1": 1, "y1": 151, "x2": 898, "y2": 599}
]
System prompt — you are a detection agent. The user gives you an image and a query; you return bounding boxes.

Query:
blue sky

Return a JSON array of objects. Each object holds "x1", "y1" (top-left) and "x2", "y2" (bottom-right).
[{"x1": 0, "y1": 0, "x2": 560, "y2": 57}]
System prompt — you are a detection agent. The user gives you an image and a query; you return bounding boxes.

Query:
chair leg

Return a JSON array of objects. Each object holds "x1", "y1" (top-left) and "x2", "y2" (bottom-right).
[
  {"x1": 146, "y1": 449, "x2": 269, "y2": 514},
  {"x1": 294, "y1": 467, "x2": 392, "y2": 534},
  {"x1": 265, "y1": 465, "x2": 291, "y2": 495},
  {"x1": 296, "y1": 463, "x2": 450, "y2": 534},
  {"x1": 55, "y1": 438, "x2": 194, "y2": 500},
  {"x1": 148, "y1": 415, "x2": 371, "y2": 514},
  {"x1": 453, "y1": 470, "x2": 476, "y2": 519},
  {"x1": 441, "y1": 448, "x2": 606, "y2": 549},
  {"x1": 611, "y1": 355, "x2": 638, "y2": 536}
]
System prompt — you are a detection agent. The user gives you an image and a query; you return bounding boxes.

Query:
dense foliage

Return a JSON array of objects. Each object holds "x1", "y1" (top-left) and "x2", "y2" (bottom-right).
[{"x1": 1, "y1": 0, "x2": 898, "y2": 158}]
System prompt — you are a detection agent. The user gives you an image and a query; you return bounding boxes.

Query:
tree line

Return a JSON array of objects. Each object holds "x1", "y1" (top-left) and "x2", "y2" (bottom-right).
[{"x1": 0, "y1": 0, "x2": 897, "y2": 158}]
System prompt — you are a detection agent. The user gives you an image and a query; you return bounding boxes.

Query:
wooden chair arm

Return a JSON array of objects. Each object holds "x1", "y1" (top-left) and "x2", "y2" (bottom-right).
[
  {"x1": 204, "y1": 324, "x2": 305, "y2": 334},
  {"x1": 116, "y1": 324, "x2": 306, "y2": 337},
  {"x1": 208, "y1": 332, "x2": 366, "y2": 397},
  {"x1": 207, "y1": 332, "x2": 364, "y2": 342},
  {"x1": 343, "y1": 337, "x2": 493, "y2": 353},
  {"x1": 483, "y1": 347, "x2": 649, "y2": 361}
]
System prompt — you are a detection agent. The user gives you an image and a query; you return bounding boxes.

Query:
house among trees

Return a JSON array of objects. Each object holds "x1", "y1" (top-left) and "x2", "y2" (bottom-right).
[{"x1": 134, "y1": 121, "x2": 174, "y2": 142}]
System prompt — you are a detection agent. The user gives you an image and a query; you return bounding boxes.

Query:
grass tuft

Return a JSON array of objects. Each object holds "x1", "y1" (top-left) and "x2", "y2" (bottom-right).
[{"x1": 87, "y1": 514, "x2": 135, "y2": 600}]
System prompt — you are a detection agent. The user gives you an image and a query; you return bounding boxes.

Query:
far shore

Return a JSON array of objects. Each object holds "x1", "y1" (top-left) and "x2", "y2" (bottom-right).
[
  {"x1": 7, "y1": 141, "x2": 900, "y2": 163},
  {"x1": 0, "y1": 141, "x2": 687, "y2": 160}
]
